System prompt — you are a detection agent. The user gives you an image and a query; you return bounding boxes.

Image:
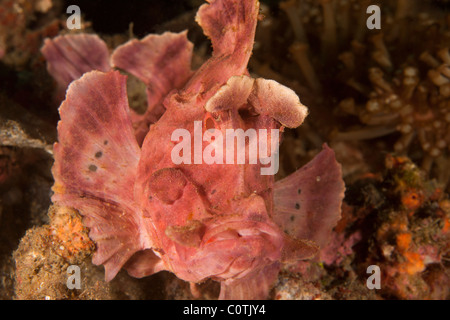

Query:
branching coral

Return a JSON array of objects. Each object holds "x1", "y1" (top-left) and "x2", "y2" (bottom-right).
[{"x1": 251, "y1": 0, "x2": 450, "y2": 187}]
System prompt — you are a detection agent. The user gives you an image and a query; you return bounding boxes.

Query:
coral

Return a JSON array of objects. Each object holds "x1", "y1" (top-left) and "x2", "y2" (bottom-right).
[
  {"x1": 0, "y1": 91, "x2": 55, "y2": 155},
  {"x1": 13, "y1": 205, "x2": 162, "y2": 300},
  {"x1": 282, "y1": 153, "x2": 449, "y2": 300},
  {"x1": 251, "y1": 0, "x2": 450, "y2": 188},
  {"x1": 272, "y1": 272, "x2": 332, "y2": 300},
  {"x1": 341, "y1": 154, "x2": 450, "y2": 299},
  {"x1": 320, "y1": 229, "x2": 362, "y2": 266},
  {"x1": 0, "y1": 143, "x2": 55, "y2": 300},
  {"x1": 13, "y1": 205, "x2": 97, "y2": 299},
  {"x1": 47, "y1": 205, "x2": 95, "y2": 260}
]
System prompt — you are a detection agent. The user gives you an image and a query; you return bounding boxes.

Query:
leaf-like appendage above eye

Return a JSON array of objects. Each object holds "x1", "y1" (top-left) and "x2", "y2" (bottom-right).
[
  {"x1": 248, "y1": 79, "x2": 309, "y2": 128},
  {"x1": 205, "y1": 75, "x2": 255, "y2": 113},
  {"x1": 205, "y1": 75, "x2": 308, "y2": 129}
]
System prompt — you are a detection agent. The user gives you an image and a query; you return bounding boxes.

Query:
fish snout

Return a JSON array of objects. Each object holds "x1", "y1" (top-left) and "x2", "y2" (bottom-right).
[{"x1": 199, "y1": 219, "x2": 284, "y2": 280}]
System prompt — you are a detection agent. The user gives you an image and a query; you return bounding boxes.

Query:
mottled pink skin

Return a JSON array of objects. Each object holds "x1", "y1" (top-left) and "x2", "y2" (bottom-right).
[
  {"x1": 41, "y1": 34, "x2": 110, "y2": 91},
  {"x1": 111, "y1": 31, "x2": 194, "y2": 144},
  {"x1": 131, "y1": 0, "x2": 314, "y2": 295},
  {"x1": 50, "y1": 0, "x2": 345, "y2": 299},
  {"x1": 41, "y1": 32, "x2": 193, "y2": 145},
  {"x1": 274, "y1": 145, "x2": 346, "y2": 248}
]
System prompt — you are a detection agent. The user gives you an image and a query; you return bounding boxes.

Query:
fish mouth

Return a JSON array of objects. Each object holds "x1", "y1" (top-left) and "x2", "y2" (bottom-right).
[
  {"x1": 193, "y1": 219, "x2": 284, "y2": 280},
  {"x1": 202, "y1": 219, "x2": 281, "y2": 243},
  {"x1": 212, "y1": 255, "x2": 256, "y2": 281}
]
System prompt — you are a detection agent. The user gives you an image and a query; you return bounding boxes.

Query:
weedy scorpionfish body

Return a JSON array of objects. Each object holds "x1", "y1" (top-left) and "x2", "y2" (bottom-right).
[{"x1": 45, "y1": 0, "x2": 345, "y2": 299}]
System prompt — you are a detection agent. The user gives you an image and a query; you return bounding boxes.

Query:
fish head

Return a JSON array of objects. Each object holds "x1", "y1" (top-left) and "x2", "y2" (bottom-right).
[{"x1": 162, "y1": 193, "x2": 285, "y2": 282}]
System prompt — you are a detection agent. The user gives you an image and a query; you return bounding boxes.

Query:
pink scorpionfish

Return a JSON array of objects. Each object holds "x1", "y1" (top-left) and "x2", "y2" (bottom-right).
[{"x1": 44, "y1": 0, "x2": 344, "y2": 299}]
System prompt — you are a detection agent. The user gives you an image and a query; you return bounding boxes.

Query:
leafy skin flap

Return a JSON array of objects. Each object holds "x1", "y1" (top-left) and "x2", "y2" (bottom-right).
[
  {"x1": 124, "y1": 249, "x2": 166, "y2": 278},
  {"x1": 42, "y1": 32, "x2": 194, "y2": 145},
  {"x1": 196, "y1": 0, "x2": 258, "y2": 58},
  {"x1": 205, "y1": 75, "x2": 309, "y2": 128},
  {"x1": 204, "y1": 75, "x2": 254, "y2": 113},
  {"x1": 41, "y1": 34, "x2": 110, "y2": 91},
  {"x1": 52, "y1": 70, "x2": 153, "y2": 281},
  {"x1": 182, "y1": 0, "x2": 259, "y2": 104},
  {"x1": 273, "y1": 144, "x2": 345, "y2": 248},
  {"x1": 248, "y1": 79, "x2": 308, "y2": 128}
]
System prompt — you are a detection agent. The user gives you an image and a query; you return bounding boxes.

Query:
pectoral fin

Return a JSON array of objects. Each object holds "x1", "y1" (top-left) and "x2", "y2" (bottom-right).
[
  {"x1": 52, "y1": 70, "x2": 148, "y2": 281},
  {"x1": 124, "y1": 249, "x2": 166, "y2": 278},
  {"x1": 273, "y1": 144, "x2": 345, "y2": 248}
]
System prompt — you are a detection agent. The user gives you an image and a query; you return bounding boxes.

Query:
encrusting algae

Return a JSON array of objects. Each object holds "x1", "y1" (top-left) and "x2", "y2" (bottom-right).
[{"x1": 340, "y1": 155, "x2": 450, "y2": 299}]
